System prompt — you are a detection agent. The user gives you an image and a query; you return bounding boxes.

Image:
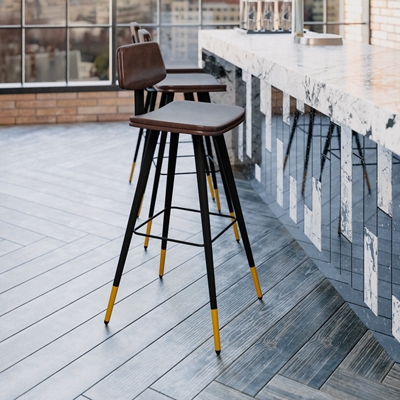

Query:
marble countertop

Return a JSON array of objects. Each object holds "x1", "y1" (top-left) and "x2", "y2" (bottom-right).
[{"x1": 199, "y1": 30, "x2": 400, "y2": 155}]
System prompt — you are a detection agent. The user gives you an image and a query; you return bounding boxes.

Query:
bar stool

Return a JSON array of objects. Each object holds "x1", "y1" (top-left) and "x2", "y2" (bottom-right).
[
  {"x1": 129, "y1": 28, "x2": 240, "y2": 250},
  {"x1": 105, "y1": 42, "x2": 263, "y2": 354}
]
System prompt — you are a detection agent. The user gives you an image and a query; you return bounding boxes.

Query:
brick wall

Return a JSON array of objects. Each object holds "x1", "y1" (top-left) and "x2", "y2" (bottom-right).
[
  {"x1": 370, "y1": 0, "x2": 400, "y2": 49},
  {"x1": 344, "y1": 0, "x2": 365, "y2": 42},
  {"x1": 0, "y1": 90, "x2": 134, "y2": 126},
  {"x1": 344, "y1": 0, "x2": 400, "y2": 49}
]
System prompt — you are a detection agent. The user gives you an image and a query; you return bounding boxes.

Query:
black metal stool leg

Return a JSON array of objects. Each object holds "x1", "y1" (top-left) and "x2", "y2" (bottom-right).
[
  {"x1": 301, "y1": 108, "x2": 315, "y2": 196},
  {"x1": 211, "y1": 135, "x2": 240, "y2": 242},
  {"x1": 159, "y1": 132, "x2": 180, "y2": 278},
  {"x1": 143, "y1": 131, "x2": 168, "y2": 249},
  {"x1": 213, "y1": 135, "x2": 263, "y2": 301},
  {"x1": 192, "y1": 134, "x2": 221, "y2": 355},
  {"x1": 283, "y1": 109, "x2": 300, "y2": 171},
  {"x1": 105, "y1": 130, "x2": 160, "y2": 324},
  {"x1": 184, "y1": 92, "x2": 216, "y2": 203},
  {"x1": 138, "y1": 92, "x2": 173, "y2": 220},
  {"x1": 198, "y1": 92, "x2": 222, "y2": 209},
  {"x1": 129, "y1": 90, "x2": 152, "y2": 183},
  {"x1": 353, "y1": 130, "x2": 372, "y2": 193},
  {"x1": 204, "y1": 136, "x2": 221, "y2": 211}
]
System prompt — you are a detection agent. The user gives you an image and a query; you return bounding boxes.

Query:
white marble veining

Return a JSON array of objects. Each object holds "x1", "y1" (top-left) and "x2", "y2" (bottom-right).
[
  {"x1": 242, "y1": 70, "x2": 253, "y2": 158},
  {"x1": 304, "y1": 177, "x2": 322, "y2": 251},
  {"x1": 260, "y1": 80, "x2": 272, "y2": 152},
  {"x1": 364, "y1": 227, "x2": 378, "y2": 316},
  {"x1": 289, "y1": 175, "x2": 297, "y2": 223},
  {"x1": 283, "y1": 92, "x2": 290, "y2": 125},
  {"x1": 393, "y1": 295, "x2": 400, "y2": 343},
  {"x1": 277, "y1": 138, "x2": 283, "y2": 207},
  {"x1": 340, "y1": 125, "x2": 353, "y2": 242},
  {"x1": 199, "y1": 30, "x2": 400, "y2": 156},
  {"x1": 296, "y1": 99, "x2": 304, "y2": 113},
  {"x1": 238, "y1": 122, "x2": 244, "y2": 162},
  {"x1": 378, "y1": 144, "x2": 393, "y2": 217}
]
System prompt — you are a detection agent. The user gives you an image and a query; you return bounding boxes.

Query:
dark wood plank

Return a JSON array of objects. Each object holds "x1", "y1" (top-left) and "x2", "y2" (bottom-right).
[
  {"x1": 383, "y1": 363, "x2": 400, "y2": 390},
  {"x1": 279, "y1": 303, "x2": 367, "y2": 389},
  {"x1": 216, "y1": 279, "x2": 344, "y2": 396},
  {"x1": 81, "y1": 244, "x2": 309, "y2": 400},
  {"x1": 257, "y1": 375, "x2": 338, "y2": 400},
  {"x1": 0, "y1": 226, "x2": 276, "y2": 398},
  {"x1": 336, "y1": 330, "x2": 393, "y2": 381},
  {"x1": 321, "y1": 368, "x2": 400, "y2": 400},
  {"x1": 142, "y1": 260, "x2": 323, "y2": 400},
  {"x1": 195, "y1": 382, "x2": 255, "y2": 400}
]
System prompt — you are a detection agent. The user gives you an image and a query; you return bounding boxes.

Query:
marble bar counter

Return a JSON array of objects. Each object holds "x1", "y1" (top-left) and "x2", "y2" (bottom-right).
[{"x1": 199, "y1": 29, "x2": 400, "y2": 361}]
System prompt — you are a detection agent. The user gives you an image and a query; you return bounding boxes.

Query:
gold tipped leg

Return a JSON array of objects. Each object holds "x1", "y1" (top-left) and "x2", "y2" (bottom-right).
[
  {"x1": 159, "y1": 249, "x2": 166, "y2": 278},
  {"x1": 104, "y1": 285, "x2": 119, "y2": 324},
  {"x1": 144, "y1": 220, "x2": 153, "y2": 249},
  {"x1": 137, "y1": 194, "x2": 144, "y2": 218},
  {"x1": 129, "y1": 161, "x2": 136, "y2": 183},
  {"x1": 250, "y1": 266, "x2": 263, "y2": 299},
  {"x1": 230, "y1": 212, "x2": 240, "y2": 241},
  {"x1": 211, "y1": 309, "x2": 221, "y2": 354},
  {"x1": 207, "y1": 175, "x2": 215, "y2": 200},
  {"x1": 215, "y1": 189, "x2": 221, "y2": 212}
]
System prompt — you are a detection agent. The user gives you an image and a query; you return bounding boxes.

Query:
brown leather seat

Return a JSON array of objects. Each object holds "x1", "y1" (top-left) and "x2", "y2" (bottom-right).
[
  {"x1": 130, "y1": 100, "x2": 244, "y2": 136},
  {"x1": 154, "y1": 73, "x2": 225, "y2": 93}
]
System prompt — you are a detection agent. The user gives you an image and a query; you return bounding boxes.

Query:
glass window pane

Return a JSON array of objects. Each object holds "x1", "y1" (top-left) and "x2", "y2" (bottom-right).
[
  {"x1": 327, "y1": 24, "x2": 340, "y2": 35},
  {"x1": 69, "y1": 27, "x2": 109, "y2": 81},
  {"x1": 202, "y1": 0, "x2": 239, "y2": 25},
  {"x1": 69, "y1": 0, "x2": 110, "y2": 25},
  {"x1": 161, "y1": 0, "x2": 199, "y2": 24},
  {"x1": 0, "y1": 1, "x2": 21, "y2": 25},
  {"x1": 117, "y1": 26, "x2": 157, "y2": 46},
  {"x1": 304, "y1": 0, "x2": 323, "y2": 22},
  {"x1": 116, "y1": 0, "x2": 157, "y2": 24},
  {"x1": 327, "y1": 0, "x2": 340, "y2": 22},
  {"x1": 25, "y1": 28, "x2": 66, "y2": 83},
  {"x1": 25, "y1": 0, "x2": 66, "y2": 25},
  {"x1": 0, "y1": 29, "x2": 21, "y2": 83},
  {"x1": 160, "y1": 26, "x2": 198, "y2": 62}
]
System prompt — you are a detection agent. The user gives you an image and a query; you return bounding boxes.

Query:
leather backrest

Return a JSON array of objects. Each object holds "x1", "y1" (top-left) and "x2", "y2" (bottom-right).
[
  {"x1": 117, "y1": 42, "x2": 166, "y2": 90},
  {"x1": 138, "y1": 29, "x2": 152, "y2": 43},
  {"x1": 129, "y1": 22, "x2": 140, "y2": 43}
]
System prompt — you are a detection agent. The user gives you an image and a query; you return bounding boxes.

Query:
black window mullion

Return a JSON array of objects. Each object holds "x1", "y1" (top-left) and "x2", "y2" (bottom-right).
[
  {"x1": 66, "y1": 0, "x2": 69, "y2": 83},
  {"x1": 111, "y1": 0, "x2": 117, "y2": 85},
  {"x1": 21, "y1": 0, "x2": 25, "y2": 84}
]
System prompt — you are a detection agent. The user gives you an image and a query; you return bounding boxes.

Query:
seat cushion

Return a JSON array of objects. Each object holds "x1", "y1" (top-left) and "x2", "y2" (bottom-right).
[
  {"x1": 165, "y1": 60, "x2": 203, "y2": 74},
  {"x1": 154, "y1": 73, "x2": 226, "y2": 93},
  {"x1": 129, "y1": 101, "x2": 244, "y2": 136}
]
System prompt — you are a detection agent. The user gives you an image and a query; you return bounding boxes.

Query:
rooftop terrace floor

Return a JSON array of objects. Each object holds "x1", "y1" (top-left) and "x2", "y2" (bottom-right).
[{"x1": 1, "y1": 122, "x2": 400, "y2": 399}]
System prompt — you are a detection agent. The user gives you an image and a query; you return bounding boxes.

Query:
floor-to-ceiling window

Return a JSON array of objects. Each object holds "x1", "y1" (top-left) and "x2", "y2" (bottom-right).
[{"x1": 0, "y1": 0, "x2": 368, "y2": 88}]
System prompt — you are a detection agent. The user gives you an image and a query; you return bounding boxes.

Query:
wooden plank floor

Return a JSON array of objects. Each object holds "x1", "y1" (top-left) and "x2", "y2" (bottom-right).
[{"x1": 1, "y1": 121, "x2": 400, "y2": 400}]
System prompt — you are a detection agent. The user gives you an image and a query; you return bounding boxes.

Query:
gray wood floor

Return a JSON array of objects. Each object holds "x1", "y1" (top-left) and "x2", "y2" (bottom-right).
[{"x1": 0, "y1": 122, "x2": 399, "y2": 400}]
